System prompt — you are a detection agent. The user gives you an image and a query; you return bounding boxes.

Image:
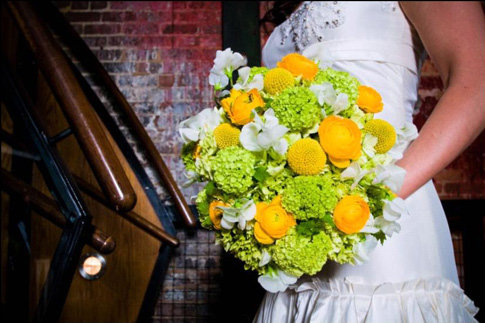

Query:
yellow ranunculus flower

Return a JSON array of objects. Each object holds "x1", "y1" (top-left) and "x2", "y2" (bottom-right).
[
  {"x1": 357, "y1": 85, "x2": 384, "y2": 113},
  {"x1": 277, "y1": 53, "x2": 318, "y2": 81},
  {"x1": 209, "y1": 200, "x2": 228, "y2": 230},
  {"x1": 221, "y1": 88, "x2": 264, "y2": 125},
  {"x1": 254, "y1": 196, "x2": 296, "y2": 245},
  {"x1": 333, "y1": 195, "x2": 370, "y2": 234},
  {"x1": 318, "y1": 116, "x2": 361, "y2": 168}
]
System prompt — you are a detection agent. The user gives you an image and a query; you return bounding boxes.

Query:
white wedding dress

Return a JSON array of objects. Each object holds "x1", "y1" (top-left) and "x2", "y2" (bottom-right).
[{"x1": 254, "y1": 2, "x2": 478, "y2": 322}]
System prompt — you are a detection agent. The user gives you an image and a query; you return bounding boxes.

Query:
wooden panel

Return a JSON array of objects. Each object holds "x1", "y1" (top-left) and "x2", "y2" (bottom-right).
[{"x1": 26, "y1": 58, "x2": 165, "y2": 322}]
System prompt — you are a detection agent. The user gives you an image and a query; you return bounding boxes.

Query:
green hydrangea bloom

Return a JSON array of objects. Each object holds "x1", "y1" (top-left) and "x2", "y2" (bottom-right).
[
  {"x1": 181, "y1": 142, "x2": 197, "y2": 172},
  {"x1": 194, "y1": 131, "x2": 218, "y2": 181},
  {"x1": 195, "y1": 189, "x2": 213, "y2": 229},
  {"x1": 323, "y1": 223, "x2": 362, "y2": 264},
  {"x1": 270, "y1": 86, "x2": 320, "y2": 132},
  {"x1": 213, "y1": 146, "x2": 256, "y2": 194},
  {"x1": 218, "y1": 228, "x2": 264, "y2": 273},
  {"x1": 282, "y1": 174, "x2": 338, "y2": 221},
  {"x1": 255, "y1": 168, "x2": 293, "y2": 202},
  {"x1": 366, "y1": 185, "x2": 393, "y2": 218},
  {"x1": 271, "y1": 228, "x2": 332, "y2": 276},
  {"x1": 313, "y1": 68, "x2": 360, "y2": 111},
  {"x1": 248, "y1": 66, "x2": 269, "y2": 82}
]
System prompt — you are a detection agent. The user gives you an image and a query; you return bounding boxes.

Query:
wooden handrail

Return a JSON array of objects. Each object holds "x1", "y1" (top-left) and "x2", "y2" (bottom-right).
[
  {"x1": 35, "y1": 2, "x2": 197, "y2": 228},
  {"x1": 7, "y1": 1, "x2": 137, "y2": 213},
  {"x1": 1, "y1": 168, "x2": 116, "y2": 254},
  {"x1": 73, "y1": 175, "x2": 180, "y2": 247}
]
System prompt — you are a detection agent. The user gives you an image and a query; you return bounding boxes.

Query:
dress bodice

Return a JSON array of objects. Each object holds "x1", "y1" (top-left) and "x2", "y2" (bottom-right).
[{"x1": 263, "y1": 1, "x2": 425, "y2": 73}]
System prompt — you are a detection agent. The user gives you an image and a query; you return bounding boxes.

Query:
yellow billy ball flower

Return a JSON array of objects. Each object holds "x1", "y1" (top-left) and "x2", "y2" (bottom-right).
[
  {"x1": 287, "y1": 138, "x2": 327, "y2": 175},
  {"x1": 364, "y1": 119, "x2": 397, "y2": 154},
  {"x1": 264, "y1": 68, "x2": 295, "y2": 95},
  {"x1": 214, "y1": 123, "x2": 241, "y2": 149}
]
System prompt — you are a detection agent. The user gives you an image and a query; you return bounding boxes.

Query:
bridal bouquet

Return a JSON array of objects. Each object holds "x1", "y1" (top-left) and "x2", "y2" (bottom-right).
[{"x1": 178, "y1": 48, "x2": 417, "y2": 292}]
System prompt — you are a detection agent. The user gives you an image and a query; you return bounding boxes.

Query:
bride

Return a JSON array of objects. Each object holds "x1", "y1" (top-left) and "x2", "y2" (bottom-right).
[{"x1": 254, "y1": 2, "x2": 484, "y2": 322}]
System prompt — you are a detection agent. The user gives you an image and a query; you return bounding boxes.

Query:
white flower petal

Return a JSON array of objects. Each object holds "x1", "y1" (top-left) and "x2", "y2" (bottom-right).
[
  {"x1": 259, "y1": 250, "x2": 272, "y2": 267},
  {"x1": 248, "y1": 74, "x2": 264, "y2": 91},
  {"x1": 374, "y1": 216, "x2": 401, "y2": 237},
  {"x1": 353, "y1": 235, "x2": 378, "y2": 265},
  {"x1": 332, "y1": 93, "x2": 349, "y2": 114},
  {"x1": 360, "y1": 215, "x2": 379, "y2": 234},
  {"x1": 372, "y1": 164, "x2": 407, "y2": 194},
  {"x1": 220, "y1": 217, "x2": 235, "y2": 230},
  {"x1": 242, "y1": 202, "x2": 257, "y2": 221},
  {"x1": 258, "y1": 274, "x2": 287, "y2": 293},
  {"x1": 277, "y1": 269, "x2": 298, "y2": 285},
  {"x1": 240, "y1": 123, "x2": 263, "y2": 151},
  {"x1": 273, "y1": 138, "x2": 289, "y2": 156}
]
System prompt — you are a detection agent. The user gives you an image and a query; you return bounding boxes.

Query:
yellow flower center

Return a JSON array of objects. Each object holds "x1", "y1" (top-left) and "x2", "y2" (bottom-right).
[
  {"x1": 357, "y1": 85, "x2": 384, "y2": 113},
  {"x1": 333, "y1": 195, "x2": 370, "y2": 234},
  {"x1": 364, "y1": 119, "x2": 397, "y2": 154},
  {"x1": 264, "y1": 68, "x2": 295, "y2": 95},
  {"x1": 214, "y1": 123, "x2": 241, "y2": 149},
  {"x1": 287, "y1": 138, "x2": 327, "y2": 175}
]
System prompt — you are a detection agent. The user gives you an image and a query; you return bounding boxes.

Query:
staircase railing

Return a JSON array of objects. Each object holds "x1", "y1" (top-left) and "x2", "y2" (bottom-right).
[
  {"x1": 34, "y1": 1, "x2": 197, "y2": 228},
  {"x1": 7, "y1": 1, "x2": 137, "y2": 213}
]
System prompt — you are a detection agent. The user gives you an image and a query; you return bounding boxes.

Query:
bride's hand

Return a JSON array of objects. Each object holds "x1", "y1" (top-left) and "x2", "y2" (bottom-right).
[{"x1": 396, "y1": 2, "x2": 485, "y2": 199}]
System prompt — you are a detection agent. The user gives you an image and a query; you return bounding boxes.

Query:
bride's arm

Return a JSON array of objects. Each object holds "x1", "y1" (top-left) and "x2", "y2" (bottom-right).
[{"x1": 397, "y1": 2, "x2": 485, "y2": 199}]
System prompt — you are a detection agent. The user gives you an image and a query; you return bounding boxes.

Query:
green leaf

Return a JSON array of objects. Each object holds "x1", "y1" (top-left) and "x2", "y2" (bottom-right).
[
  {"x1": 197, "y1": 200, "x2": 209, "y2": 216},
  {"x1": 374, "y1": 231, "x2": 386, "y2": 245},
  {"x1": 253, "y1": 166, "x2": 270, "y2": 183},
  {"x1": 205, "y1": 181, "x2": 216, "y2": 196},
  {"x1": 296, "y1": 220, "x2": 325, "y2": 236}
]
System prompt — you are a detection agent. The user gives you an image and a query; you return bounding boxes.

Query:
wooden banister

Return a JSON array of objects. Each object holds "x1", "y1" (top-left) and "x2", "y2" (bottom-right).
[
  {"x1": 35, "y1": 2, "x2": 197, "y2": 228},
  {"x1": 74, "y1": 175, "x2": 180, "y2": 247},
  {"x1": 7, "y1": 1, "x2": 137, "y2": 213},
  {"x1": 1, "y1": 168, "x2": 116, "y2": 254}
]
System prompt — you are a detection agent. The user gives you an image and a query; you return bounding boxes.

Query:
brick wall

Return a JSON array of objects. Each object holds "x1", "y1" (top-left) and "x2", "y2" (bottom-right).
[{"x1": 55, "y1": 2, "x2": 223, "y2": 322}]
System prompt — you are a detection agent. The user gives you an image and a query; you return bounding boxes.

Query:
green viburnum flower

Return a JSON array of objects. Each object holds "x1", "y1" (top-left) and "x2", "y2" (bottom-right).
[
  {"x1": 196, "y1": 189, "x2": 213, "y2": 229},
  {"x1": 323, "y1": 223, "x2": 362, "y2": 264},
  {"x1": 271, "y1": 228, "x2": 332, "y2": 276},
  {"x1": 181, "y1": 142, "x2": 197, "y2": 172},
  {"x1": 282, "y1": 174, "x2": 338, "y2": 221},
  {"x1": 313, "y1": 68, "x2": 360, "y2": 111},
  {"x1": 213, "y1": 146, "x2": 256, "y2": 194},
  {"x1": 218, "y1": 228, "x2": 265, "y2": 273},
  {"x1": 249, "y1": 66, "x2": 269, "y2": 82},
  {"x1": 270, "y1": 86, "x2": 320, "y2": 132},
  {"x1": 193, "y1": 130, "x2": 218, "y2": 181}
]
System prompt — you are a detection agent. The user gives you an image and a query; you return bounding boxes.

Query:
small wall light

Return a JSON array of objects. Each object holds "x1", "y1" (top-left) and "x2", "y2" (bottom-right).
[{"x1": 79, "y1": 253, "x2": 107, "y2": 280}]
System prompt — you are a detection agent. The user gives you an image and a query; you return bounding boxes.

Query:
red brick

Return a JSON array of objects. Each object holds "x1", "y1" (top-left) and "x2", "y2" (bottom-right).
[
  {"x1": 102, "y1": 11, "x2": 136, "y2": 22},
  {"x1": 123, "y1": 23, "x2": 159, "y2": 35},
  {"x1": 84, "y1": 24, "x2": 121, "y2": 35},
  {"x1": 91, "y1": 2, "x2": 108, "y2": 10},
  {"x1": 200, "y1": 25, "x2": 221, "y2": 34},
  {"x1": 65, "y1": 12, "x2": 101, "y2": 22},
  {"x1": 199, "y1": 36, "x2": 220, "y2": 49},
  {"x1": 173, "y1": 36, "x2": 200, "y2": 48},
  {"x1": 173, "y1": 24, "x2": 198, "y2": 34},
  {"x1": 83, "y1": 36, "x2": 107, "y2": 48},
  {"x1": 159, "y1": 74, "x2": 175, "y2": 87},
  {"x1": 109, "y1": 1, "x2": 129, "y2": 10},
  {"x1": 71, "y1": 1, "x2": 89, "y2": 10}
]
